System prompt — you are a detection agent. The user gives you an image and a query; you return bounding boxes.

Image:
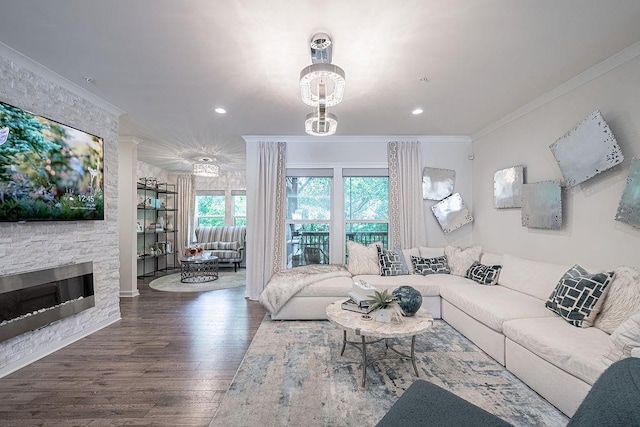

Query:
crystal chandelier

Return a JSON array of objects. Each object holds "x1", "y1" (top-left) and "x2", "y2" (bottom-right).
[
  {"x1": 193, "y1": 158, "x2": 219, "y2": 177},
  {"x1": 300, "y1": 33, "x2": 344, "y2": 136}
]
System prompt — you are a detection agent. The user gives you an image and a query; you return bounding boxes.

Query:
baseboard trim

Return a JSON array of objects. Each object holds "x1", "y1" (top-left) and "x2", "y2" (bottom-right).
[
  {"x1": 119, "y1": 289, "x2": 140, "y2": 298},
  {"x1": 0, "y1": 314, "x2": 121, "y2": 378}
]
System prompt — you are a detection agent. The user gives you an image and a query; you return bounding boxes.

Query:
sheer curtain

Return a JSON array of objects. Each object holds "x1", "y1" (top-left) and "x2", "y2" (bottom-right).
[
  {"x1": 176, "y1": 174, "x2": 195, "y2": 254},
  {"x1": 246, "y1": 141, "x2": 286, "y2": 300},
  {"x1": 388, "y1": 141, "x2": 427, "y2": 248}
]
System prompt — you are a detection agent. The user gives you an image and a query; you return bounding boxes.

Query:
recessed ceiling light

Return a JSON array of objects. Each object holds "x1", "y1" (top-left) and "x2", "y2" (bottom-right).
[
  {"x1": 214, "y1": 107, "x2": 226, "y2": 114},
  {"x1": 412, "y1": 108, "x2": 424, "y2": 115}
]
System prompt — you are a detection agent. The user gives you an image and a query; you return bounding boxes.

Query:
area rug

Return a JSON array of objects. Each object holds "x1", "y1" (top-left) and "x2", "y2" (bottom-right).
[
  {"x1": 149, "y1": 269, "x2": 245, "y2": 292},
  {"x1": 211, "y1": 318, "x2": 569, "y2": 427}
]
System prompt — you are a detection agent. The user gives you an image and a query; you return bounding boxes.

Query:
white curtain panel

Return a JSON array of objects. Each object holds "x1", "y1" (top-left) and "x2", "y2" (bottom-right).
[
  {"x1": 176, "y1": 174, "x2": 195, "y2": 254},
  {"x1": 388, "y1": 141, "x2": 427, "y2": 249},
  {"x1": 246, "y1": 141, "x2": 286, "y2": 300}
]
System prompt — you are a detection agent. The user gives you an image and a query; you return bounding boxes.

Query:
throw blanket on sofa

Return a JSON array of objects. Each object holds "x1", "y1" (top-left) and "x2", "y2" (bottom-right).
[{"x1": 260, "y1": 264, "x2": 351, "y2": 314}]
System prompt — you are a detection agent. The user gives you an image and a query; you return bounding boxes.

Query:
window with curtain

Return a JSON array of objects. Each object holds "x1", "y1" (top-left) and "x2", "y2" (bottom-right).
[
  {"x1": 343, "y1": 170, "x2": 389, "y2": 262},
  {"x1": 285, "y1": 169, "x2": 332, "y2": 268}
]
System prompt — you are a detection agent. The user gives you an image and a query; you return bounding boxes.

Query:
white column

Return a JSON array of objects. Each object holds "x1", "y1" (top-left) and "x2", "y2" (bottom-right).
[{"x1": 118, "y1": 137, "x2": 141, "y2": 297}]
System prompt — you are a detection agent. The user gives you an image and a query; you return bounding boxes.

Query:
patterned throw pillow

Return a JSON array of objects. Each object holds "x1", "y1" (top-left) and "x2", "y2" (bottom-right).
[
  {"x1": 465, "y1": 261, "x2": 502, "y2": 285},
  {"x1": 411, "y1": 255, "x2": 451, "y2": 275},
  {"x1": 545, "y1": 265, "x2": 615, "y2": 328},
  {"x1": 377, "y1": 247, "x2": 409, "y2": 276}
]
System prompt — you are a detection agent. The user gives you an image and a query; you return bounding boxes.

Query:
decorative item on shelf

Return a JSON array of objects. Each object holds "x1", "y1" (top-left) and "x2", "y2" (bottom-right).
[
  {"x1": 136, "y1": 222, "x2": 143, "y2": 233},
  {"x1": 157, "y1": 216, "x2": 165, "y2": 230},
  {"x1": 370, "y1": 289, "x2": 404, "y2": 323},
  {"x1": 166, "y1": 222, "x2": 174, "y2": 231},
  {"x1": 146, "y1": 222, "x2": 157, "y2": 231},
  {"x1": 392, "y1": 286, "x2": 422, "y2": 316},
  {"x1": 157, "y1": 243, "x2": 166, "y2": 254},
  {"x1": 166, "y1": 242, "x2": 173, "y2": 254}
]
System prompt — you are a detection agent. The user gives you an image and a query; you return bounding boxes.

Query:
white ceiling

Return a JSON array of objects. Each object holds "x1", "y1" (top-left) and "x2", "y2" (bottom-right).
[{"x1": 1, "y1": 0, "x2": 640, "y2": 172}]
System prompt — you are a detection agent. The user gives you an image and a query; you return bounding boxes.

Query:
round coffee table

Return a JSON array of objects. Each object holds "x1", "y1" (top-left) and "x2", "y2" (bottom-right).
[
  {"x1": 179, "y1": 254, "x2": 219, "y2": 283},
  {"x1": 326, "y1": 300, "x2": 434, "y2": 386}
]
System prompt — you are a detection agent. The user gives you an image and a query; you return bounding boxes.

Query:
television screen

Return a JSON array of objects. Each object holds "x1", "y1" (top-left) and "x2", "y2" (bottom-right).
[{"x1": 0, "y1": 100, "x2": 104, "y2": 222}]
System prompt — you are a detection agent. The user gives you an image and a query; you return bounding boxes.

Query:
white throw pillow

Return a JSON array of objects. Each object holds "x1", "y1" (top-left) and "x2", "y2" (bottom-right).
[
  {"x1": 402, "y1": 248, "x2": 420, "y2": 274},
  {"x1": 346, "y1": 241, "x2": 380, "y2": 275},
  {"x1": 594, "y1": 266, "x2": 640, "y2": 334},
  {"x1": 603, "y1": 313, "x2": 640, "y2": 365},
  {"x1": 444, "y1": 245, "x2": 482, "y2": 277}
]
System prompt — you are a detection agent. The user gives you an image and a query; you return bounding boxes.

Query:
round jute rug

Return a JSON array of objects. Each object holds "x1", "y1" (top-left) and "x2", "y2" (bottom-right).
[{"x1": 149, "y1": 269, "x2": 246, "y2": 292}]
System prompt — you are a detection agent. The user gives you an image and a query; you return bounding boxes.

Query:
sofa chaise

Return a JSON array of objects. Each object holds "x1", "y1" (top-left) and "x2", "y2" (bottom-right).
[{"x1": 260, "y1": 245, "x2": 640, "y2": 418}]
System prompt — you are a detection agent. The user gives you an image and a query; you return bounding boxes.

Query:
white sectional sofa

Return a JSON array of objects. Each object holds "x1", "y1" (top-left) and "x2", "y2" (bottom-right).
[{"x1": 264, "y1": 246, "x2": 640, "y2": 417}]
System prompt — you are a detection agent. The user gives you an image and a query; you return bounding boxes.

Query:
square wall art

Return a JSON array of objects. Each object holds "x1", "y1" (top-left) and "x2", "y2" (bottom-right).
[
  {"x1": 422, "y1": 167, "x2": 455, "y2": 201},
  {"x1": 615, "y1": 158, "x2": 640, "y2": 229},
  {"x1": 521, "y1": 180, "x2": 562, "y2": 229},
  {"x1": 494, "y1": 165, "x2": 524, "y2": 208},
  {"x1": 431, "y1": 193, "x2": 473, "y2": 234},
  {"x1": 549, "y1": 110, "x2": 623, "y2": 187}
]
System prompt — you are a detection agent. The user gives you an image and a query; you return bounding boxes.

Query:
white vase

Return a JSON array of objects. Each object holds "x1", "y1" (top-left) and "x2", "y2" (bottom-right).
[{"x1": 374, "y1": 308, "x2": 391, "y2": 323}]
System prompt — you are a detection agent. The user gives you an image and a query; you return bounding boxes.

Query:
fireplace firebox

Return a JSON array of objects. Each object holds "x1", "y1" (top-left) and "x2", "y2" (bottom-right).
[{"x1": 0, "y1": 262, "x2": 95, "y2": 342}]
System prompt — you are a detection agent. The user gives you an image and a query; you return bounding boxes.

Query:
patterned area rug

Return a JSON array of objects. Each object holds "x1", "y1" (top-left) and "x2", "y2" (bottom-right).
[
  {"x1": 149, "y1": 269, "x2": 245, "y2": 292},
  {"x1": 211, "y1": 318, "x2": 569, "y2": 427}
]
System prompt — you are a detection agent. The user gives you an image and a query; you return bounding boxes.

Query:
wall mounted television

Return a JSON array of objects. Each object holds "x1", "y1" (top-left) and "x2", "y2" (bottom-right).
[{"x1": 0, "y1": 100, "x2": 104, "y2": 222}]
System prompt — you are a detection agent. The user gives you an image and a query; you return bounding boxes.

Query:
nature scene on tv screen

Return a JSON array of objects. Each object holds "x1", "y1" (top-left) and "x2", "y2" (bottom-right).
[{"x1": 0, "y1": 101, "x2": 104, "y2": 221}]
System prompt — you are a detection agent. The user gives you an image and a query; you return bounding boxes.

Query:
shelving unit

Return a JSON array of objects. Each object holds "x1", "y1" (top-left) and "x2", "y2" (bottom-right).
[{"x1": 136, "y1": 178, "x2": 178, "y2": 278}]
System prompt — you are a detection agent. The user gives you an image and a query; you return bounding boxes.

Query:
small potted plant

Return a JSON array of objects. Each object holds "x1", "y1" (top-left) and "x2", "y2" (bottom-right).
[{"x1": 370, "y1": 290, "x2": 404, "y2": 323}]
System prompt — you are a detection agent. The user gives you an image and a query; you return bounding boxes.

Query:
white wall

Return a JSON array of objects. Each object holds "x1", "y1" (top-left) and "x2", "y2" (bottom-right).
[
  {"x1": 472, "y1": 54, "x2": 640, "y2": 269},
  {"x1": 0, "y1": 48, "x2": 122, "y2": 376}
]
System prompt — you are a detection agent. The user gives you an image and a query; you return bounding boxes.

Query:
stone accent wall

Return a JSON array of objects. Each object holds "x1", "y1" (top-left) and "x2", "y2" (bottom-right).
[{"x1": 0, "y1": 55, "x2": 121, "y2": 372}]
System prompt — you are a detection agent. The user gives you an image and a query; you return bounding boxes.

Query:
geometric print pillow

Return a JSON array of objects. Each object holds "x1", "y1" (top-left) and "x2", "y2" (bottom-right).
[
  {"x1": 465, "y1": 261, "x2": 502, "y2": 285},
  {"x1": 411, "y1": 255, "x2": 451, "y2": 275},
  {"x1": 377, "y1": 246, "x2": 409, "y2": 276},
  {"x1": 545, "y1": 265, "x2": 615, "y2": 328}
]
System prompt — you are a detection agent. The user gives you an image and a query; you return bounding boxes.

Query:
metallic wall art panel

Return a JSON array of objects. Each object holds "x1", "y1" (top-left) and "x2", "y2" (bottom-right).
[
  {"x1": 549, "y1": 110, "x2": 623, "y2": 187},
  {"x1": 615, "y1": 158, "x2": 640, "y2": 229},
  {"x1": 431, "y1": 192, "x2": 473, "y2": 234},
  {"x1": 494, "y1": 165, "x2": 524, "y2": 208},
  {"x1": 521, "y1": 180, "x2": 562, "y2": 229},
  {"x1": 422, "y1": 167, "x2": 455, "y2": 201}
]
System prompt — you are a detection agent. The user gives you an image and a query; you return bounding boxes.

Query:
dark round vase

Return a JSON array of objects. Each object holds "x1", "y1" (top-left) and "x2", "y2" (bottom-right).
[{"x1": 392, "y1": 286, "x2": 422, "y2": 316}]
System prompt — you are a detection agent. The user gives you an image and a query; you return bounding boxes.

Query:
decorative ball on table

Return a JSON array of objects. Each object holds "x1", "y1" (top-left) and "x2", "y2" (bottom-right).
[{"x1": 392, "y1": 286, "x2": 422, "y2": 316}]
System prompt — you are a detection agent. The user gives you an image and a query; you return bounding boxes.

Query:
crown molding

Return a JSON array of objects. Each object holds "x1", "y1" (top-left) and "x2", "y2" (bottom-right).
[
  {"x1": 0, "y1": 42, "x2": 124, "y2": 117},
  {"x1": 472, "y1": 40, "x2": 640, "y2": 141},
  {"x1": 243, "y1": 135, "x2": 471, "y2": 144}
]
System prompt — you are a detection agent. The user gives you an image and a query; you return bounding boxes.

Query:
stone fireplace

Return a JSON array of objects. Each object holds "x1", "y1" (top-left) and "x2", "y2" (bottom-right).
[{"x1": 0, "y1": 262, "x2": 95, "y2": 343}]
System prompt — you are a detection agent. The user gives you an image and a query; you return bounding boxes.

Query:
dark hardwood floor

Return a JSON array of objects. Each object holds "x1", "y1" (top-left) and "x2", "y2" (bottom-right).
[{"x1": 0, "y1": 269, "x2": 266, "y2": 426}]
